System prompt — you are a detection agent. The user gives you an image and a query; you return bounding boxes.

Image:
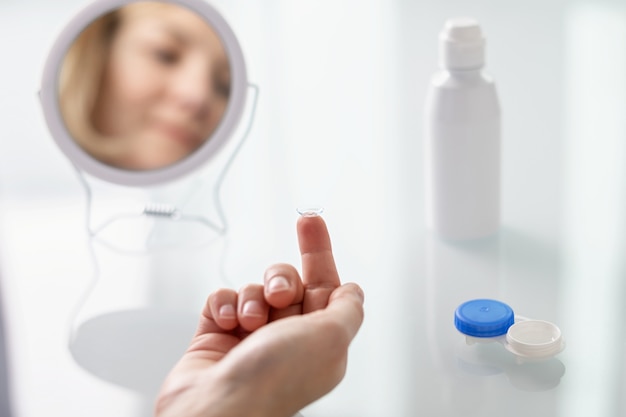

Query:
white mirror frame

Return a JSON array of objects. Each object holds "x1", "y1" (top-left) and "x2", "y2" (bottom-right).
[{"x1": 40, "y1": 0, "x2": 248, "y2": 186}]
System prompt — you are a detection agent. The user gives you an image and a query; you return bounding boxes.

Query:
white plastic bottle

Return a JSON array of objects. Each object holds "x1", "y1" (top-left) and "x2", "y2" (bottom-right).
[{"x1": 424, "y1": 17, "x2": 501, "y2": 241}]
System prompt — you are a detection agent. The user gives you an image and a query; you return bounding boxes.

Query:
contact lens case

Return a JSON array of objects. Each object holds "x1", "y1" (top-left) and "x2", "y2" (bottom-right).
[{"x1": 454, "y1": 299, "x2": 565, "y2": 363}]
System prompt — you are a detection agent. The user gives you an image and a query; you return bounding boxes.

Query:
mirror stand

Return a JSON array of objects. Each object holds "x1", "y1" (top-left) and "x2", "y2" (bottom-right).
[{"x1": 65, "y1": 84, "x2": 259, "y2": 401}]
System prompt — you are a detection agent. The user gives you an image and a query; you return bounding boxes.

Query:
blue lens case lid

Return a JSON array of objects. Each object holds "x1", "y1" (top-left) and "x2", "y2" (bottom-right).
[{"x1": 454, "y1": 299, "x2": 515, "y2": 338}]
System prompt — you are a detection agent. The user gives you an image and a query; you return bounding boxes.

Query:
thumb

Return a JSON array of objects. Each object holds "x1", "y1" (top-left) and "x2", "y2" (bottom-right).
[{"x1": 318, "y1": 283, "x2": 365, "y2": 342}]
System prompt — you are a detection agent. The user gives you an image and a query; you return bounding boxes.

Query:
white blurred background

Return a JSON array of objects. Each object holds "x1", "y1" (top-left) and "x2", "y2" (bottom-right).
[{"x1": 1, "y1": 0, "x2": 625, "y2": 416}]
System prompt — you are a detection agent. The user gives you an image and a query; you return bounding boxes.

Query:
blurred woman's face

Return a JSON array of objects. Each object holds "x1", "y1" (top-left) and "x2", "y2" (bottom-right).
[{"x1": 92, "y1": 3, "x2": 231, "y2": 170}]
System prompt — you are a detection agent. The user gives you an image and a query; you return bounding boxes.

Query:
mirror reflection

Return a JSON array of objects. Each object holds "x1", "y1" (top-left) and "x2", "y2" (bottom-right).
[{"x1": 59, "y1": 1, "x2": 231, "y2": 171}]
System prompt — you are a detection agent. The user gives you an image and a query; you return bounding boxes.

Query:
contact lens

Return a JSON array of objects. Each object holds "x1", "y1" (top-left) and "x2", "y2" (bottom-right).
[{"x1": 296, "y1": 206, "x2": 324, "y2": 217}]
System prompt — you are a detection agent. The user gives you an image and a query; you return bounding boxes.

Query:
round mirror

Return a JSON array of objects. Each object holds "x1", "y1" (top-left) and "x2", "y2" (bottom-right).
[{"x1": 40, "y1": 0, "x2": 247, "y2": 186}]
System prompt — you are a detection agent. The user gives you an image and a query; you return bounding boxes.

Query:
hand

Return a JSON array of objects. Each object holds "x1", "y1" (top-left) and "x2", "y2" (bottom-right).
[{"x1": 155, "y1": 215, "x2": 365, "y2": 417}]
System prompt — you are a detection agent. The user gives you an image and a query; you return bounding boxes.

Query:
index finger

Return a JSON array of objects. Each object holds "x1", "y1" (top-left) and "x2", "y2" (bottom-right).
[{"x1": 297, "y1": 214, "x2": 341, "y2": 312}]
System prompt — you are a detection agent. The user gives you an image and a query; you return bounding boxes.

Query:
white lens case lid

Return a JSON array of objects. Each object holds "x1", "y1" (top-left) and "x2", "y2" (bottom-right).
[{"x1": 504, "y1": 319, "x2": 565, "y2": 360}]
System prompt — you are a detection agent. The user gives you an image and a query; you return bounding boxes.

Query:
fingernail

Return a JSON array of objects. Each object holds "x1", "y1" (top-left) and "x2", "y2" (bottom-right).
[
  {"x1": 268, "y1": 276, "x2": 290, "y2": 293},
  {"x1": 219, "y1": 304, "x2": 236, "y2": 319},
  {"x1": 243, "y1": 300, "x2": 264, "y2": 317}
]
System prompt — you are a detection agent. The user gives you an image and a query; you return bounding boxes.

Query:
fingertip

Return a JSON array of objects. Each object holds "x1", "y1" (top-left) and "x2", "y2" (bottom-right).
[
  {"x1": 297, "y1": 214, "x2": 330, "y2": 249},
  {"x1": 218, "y1": 303, "x2": 237, "y2": 321},
  {"x1": 264, "y1": 275, "x2": 293, "y2": 308},
  {"x1": 207, "y1": 289, "x2": 239, "y2": 331},
  {"x1": 267, "y1": 275, "x2": 291, "y2": 293},
  {"x1": 263, "y1": 264, "x2": 304, "y2": 309},
  {"x1": 328, "y1": 283, "x2": 365, "y2": 314},
  {"x1": 338, "y1": 282, "x2": 365, "y2": 304},
  {"x1": 237, "y1": 284, "x2": 270, "y2": 332}
]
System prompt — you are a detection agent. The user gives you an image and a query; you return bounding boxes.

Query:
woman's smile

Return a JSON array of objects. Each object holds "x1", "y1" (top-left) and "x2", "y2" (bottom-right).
[{"x1": 152, "y1": 120, "x2": 204, "y2": 149}]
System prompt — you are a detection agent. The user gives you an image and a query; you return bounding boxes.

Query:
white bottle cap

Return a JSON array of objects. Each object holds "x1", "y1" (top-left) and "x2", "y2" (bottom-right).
[{"x1": 439, "y1": 17, "x2": 485, "y2": 70}]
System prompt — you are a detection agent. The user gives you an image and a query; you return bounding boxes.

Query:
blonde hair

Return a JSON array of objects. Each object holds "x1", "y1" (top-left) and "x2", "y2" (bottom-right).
[{"x1": 59, "y1": 10, "x2": 120, "y2": 162}]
